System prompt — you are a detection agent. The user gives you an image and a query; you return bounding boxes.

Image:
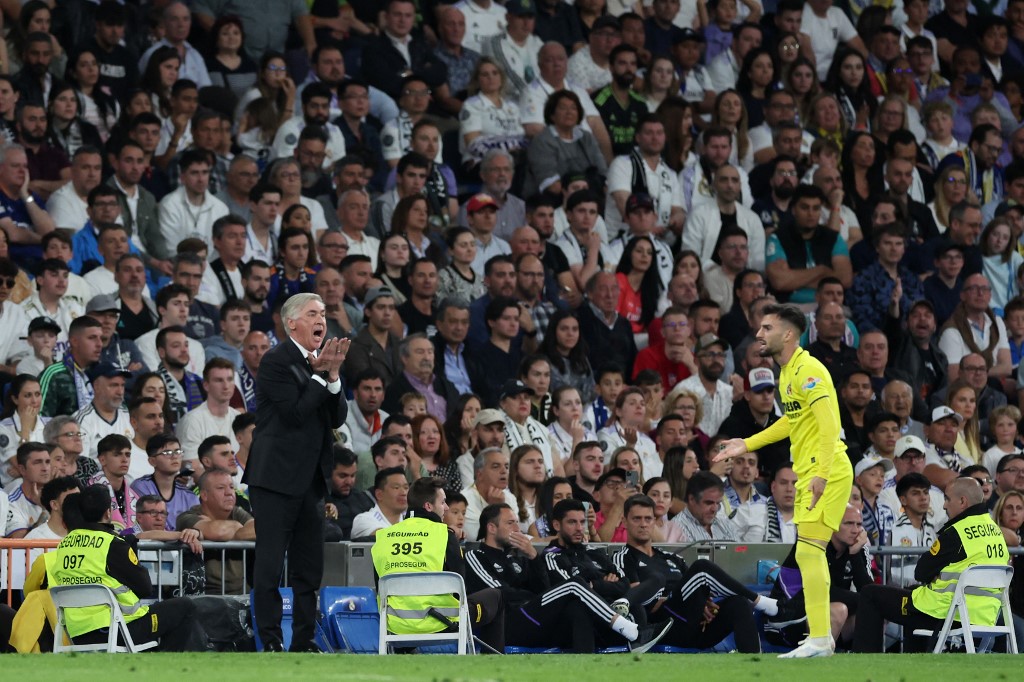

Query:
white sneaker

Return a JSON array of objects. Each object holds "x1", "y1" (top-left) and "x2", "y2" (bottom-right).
[
  {"x1": 778, "y1": 635, "x2": 835, "y2": 659},
  {"x1": 610, "y1": 598, "x2": 632, "y2": 620}
]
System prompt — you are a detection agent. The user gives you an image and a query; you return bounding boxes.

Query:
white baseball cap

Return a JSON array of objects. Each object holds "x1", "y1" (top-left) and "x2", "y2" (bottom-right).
[
  {"x1": 894, "y1": 435, "x2": 927, "y2": 459},
  {"x1": 855, "y1": 455, "x2": 894, "y2": 477}
]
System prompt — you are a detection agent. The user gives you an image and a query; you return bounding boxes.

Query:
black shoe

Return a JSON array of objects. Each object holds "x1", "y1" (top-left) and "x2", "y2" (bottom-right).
[
  {"x1": 263, "y1": 640, "x2": 285, "y2": 653},
  {"x1": 628, "y1": 619, "x2": 673, "y2": 654},
  {"x1": 289, "y1": 640, "x2": 323, "y2": 654}
]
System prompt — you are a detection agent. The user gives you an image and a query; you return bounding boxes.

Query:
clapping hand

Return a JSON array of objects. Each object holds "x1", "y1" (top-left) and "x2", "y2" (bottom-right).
[{"x1": 311, "y1": 337, "x2": 350, "y2": 379}]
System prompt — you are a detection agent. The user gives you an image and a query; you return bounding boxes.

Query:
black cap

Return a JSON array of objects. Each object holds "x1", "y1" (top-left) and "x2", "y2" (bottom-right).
[
  {"x1": 595, "y1": 467, "x2": 628, "y2": 490},
  {"x1": 673, "y1": 28, "x2": 706, "y2": 45},
  {"x1": 500, "y1": 379, "x2": 534, "y2": 401},
  {"x1": 592, "y1": 15, "x2": 620, "y2": 32},
  {"x1": 505, "y1": 0, "x2": 537, "y2": 16},
  {"x1": 85, "y1": 362, "x2": 132, "y2": 382},
  {"x1": 626, "y1": 193, "x2": 655, "y2": 215},
  {"x1": 28, "y1": 316, "x2": 61, "y2": 335}
]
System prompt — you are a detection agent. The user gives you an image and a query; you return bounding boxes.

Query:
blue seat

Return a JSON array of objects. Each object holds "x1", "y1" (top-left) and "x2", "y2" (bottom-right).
[
  {"x1": 250, "y1": 588, "x2": 330, "y2": 652},
  {"x1": 320, "y1": 587, "x2": 379, "y2": 653},
  {"x1": 504, "y1": 646, "x2": 562, "y2": 654}
]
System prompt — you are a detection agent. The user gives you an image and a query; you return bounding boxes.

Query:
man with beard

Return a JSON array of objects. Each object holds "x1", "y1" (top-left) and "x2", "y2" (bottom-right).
[
  {"x1": 673, "y1": 334, "x2": 735, "y2": 436},
  {"x1": 295, "y1": 43, "x2": 397, "y2": 125},
  {"x1": 200, "y1": 215, "x2": 247, "y2": 307},
  {"x1": 294, "y1": 128, "x2": 333, "y2": 200},
  {"x1": 606, "y1": 114, "x2": 685, "y2": 239},
  {"x1": 703, "y1": 228, "x2": 751, "y2": 314},
  {"x1": 235, "y1": 331, "x2": 270, "y2": 413},
  {"x1": 241, "y1": 260, "x2": 274, "y2": 338},
  {"x1": 40, "y1": 316, "x2": 104, "y2": 417},
  {"x1": 593, "y1": 45, "x2": 648, "y2": 159},
  {"x1": 719, "y1": 367, "x2": 790, "y2": 476},
  {"x1": 720, "y1": 270, "x2": 767, "y2": 350},
  {"x1": 172, "y1": 254, "x2": 218, "y2": 340},
  {"x1": 155, "y1": 326, "x2": 203, "y2": 420},
  {"x1": 838, "y1": 367, "x2": 874, "y2": 462},
  {"x1": 86, "y1": 293, "x2": 146, "y2": 379},
  {"x1": 333, "y1": 83, "x2": 386, "y2": 195},
  {"x1": 17, "y1": 102, "x2": 69, "y2": 202},
  {"x1": 682, "y1": 164, "x2": 765, "y2": 272},
  {"x1": 12, "y1": 35, "x2": 63, "y2": 122},
  {"x1": 271, "y1": 84, "x2": 346, "y2": 170},
  {"x1": 752, "y1": 156, "x2": 799, "y2": 236},
  {"x1": 468, "y1": 255, "x2": 517, "y2": 346},
  {"x1": 806, "y1": 301, "x2": 859, "y2": 379},
  {"x1": 339, "y1": 254, "x2": 373, "y2": 311},
  {"x1": 457, "y1": 151, "x2": 525, "y2": 242}
]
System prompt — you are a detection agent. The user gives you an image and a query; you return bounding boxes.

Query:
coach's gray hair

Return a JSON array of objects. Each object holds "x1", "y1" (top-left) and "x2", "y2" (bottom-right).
[
  {"x1": 280, "y1": 293, "x2": 324, "y2": 337},
  {"x1": 481, "y1": 149, "x2": 514, "y2": 172},
  {"x1": 0, "y1": 143, "x2": 25, "y2": 166},
  {"x1": 338, "y1": 188, "x2": 370, "y2": 206},
  {"x1": 474, "y1": 447, "x2": 506, "y2": 473}
]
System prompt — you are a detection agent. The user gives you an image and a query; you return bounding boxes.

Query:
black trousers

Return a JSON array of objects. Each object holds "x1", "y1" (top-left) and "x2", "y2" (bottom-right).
[
  {"x1": 249, "y1": 484, "x2": 325, "y2": 650},
  {"x1": 511, "y1": 577, "x2": 622, "y2": 653},
  {"x1": 657, "y1": 559, "x2": 761, "y2": 653},
  {"x1": 467, "y1": 588, "x2": 505, "y2": 653},
  {"x1": 75, "y1": 597, "x2": 197, "y2": 651},
  {"x1": 853, "y1": 584, "x2": 945, "y2": 653}
]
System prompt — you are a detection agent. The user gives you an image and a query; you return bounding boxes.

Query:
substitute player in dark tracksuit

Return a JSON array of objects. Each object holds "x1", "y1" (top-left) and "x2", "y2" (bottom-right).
[
  {"x1": 466, "y1": 503, "x2": 655, "y2": 652},
  {"x1": 613, "y1": 495, "x2": 777, "y2": 652}
]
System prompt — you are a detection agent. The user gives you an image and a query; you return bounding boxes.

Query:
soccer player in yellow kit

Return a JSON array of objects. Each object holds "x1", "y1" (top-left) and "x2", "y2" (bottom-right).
[{"x1": 715, "y1": 304, "x2": 853, "y2": 658}]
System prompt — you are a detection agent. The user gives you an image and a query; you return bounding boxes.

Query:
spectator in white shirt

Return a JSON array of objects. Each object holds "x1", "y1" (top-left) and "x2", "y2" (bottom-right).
[
  {"x1": 243, "y1": 183, "x2": 281, "y2": 265},
  {"x1": 337, "y1": 189, "x2": 380, "y2": 271},
  {"x1": 462, "y1": 446, "x2": 519, "y2": 541},
  {"x1": 176, "y1": 358, "x2": 241, "y2": 466},
  {"x1": 136, "y1": 285, "x2": 207, "y2": 377},
  {"x1": 157, "y1": 149, "x2": 230, "y2": 256},
  {"x1": 723, "y1": 450, "x2": 768, "y2": 542},
  {"x1": 673, "y1": 334, "x2": 735, "y2": 435},
  {"x1": 47, "y1": 146, "x2": 102, "y2": 232},
  {"x1": 73, "y1": 363, "x2": 133, "y2": 461},
  {"x1": 350, "y1": 466, "x2": 409, "y2": 539}
]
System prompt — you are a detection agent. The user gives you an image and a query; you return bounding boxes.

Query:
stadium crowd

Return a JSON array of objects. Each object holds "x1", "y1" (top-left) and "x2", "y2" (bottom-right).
[{"x1": 0, "y1": 0, "x2": 1022, "y2": 655}]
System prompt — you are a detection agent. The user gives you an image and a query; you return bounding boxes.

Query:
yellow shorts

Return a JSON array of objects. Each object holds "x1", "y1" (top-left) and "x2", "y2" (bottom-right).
[{"x1": 793, "y1": 456, "x2": 854, "y2": 532}]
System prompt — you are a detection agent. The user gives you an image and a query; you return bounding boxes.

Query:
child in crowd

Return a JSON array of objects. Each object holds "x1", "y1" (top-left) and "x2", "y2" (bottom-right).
[
  {"x1": 445, "y1": 492, "x2": 467, "y2": 542},
  {"x1": 983, "y1": 405, "x2": 1023, "y2": 477},
  {"x1": 921, "y1": 101, "x2": 962, "y2": 171},
  {"x1": 800, "y1": 137, "x2": 840, "y2": 185},
  {"x1": 400, "y1": 392, "x2": 427, "y2": 419},
  {"x1": 591, "y1": 366, "x2": 626, "y2": 432}
]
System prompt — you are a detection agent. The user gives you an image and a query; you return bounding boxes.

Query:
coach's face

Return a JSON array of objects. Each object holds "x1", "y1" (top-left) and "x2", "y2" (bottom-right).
[{"x1": 288, "y1": 298, "x2": 327, "y2": 352}]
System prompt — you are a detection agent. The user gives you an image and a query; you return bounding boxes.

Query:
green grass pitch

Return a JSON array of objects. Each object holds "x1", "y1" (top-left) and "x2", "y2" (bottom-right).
[{"x1": 3, "y1": 653, "x2": 1022, "y2": 681}]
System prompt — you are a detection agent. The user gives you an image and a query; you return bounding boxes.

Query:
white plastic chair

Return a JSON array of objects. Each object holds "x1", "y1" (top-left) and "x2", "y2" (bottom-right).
[
  {"x1": 912, "y1": 564, "x2": 1018, "y2": 654},
  {"x1": 50, "y1": 585, "x2": 158, "y2": 653},
  {"x1": 376, "y1": 571, "x2": 474, "y2": 655}
]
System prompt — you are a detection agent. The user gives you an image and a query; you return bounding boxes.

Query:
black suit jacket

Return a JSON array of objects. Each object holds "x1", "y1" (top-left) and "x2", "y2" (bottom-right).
[
  {"x1": 360, "y1": 33, "x2": 447, "y2": 100},
  {"x1": 381, "y1": 369, "x2": 460, "y2": 416},
  {"x1": 245, "y1": 340, "x2": 348, "y2": 497}
]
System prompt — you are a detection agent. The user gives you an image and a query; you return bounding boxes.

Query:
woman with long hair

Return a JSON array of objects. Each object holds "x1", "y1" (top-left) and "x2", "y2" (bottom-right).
[
  {"x1": 736, "y1": 48, "x2": 777, "y2": 129},
  {"x1": 643, "y1": 55, "x2": 680, "y2": 113},
  {"x1": 373, "y1": 233, "x2": 412, "y2": 305},
  {"x1": 66, "y1": 49, "x2": 120, "y2": 142},
  {"x1": 47, "y1": 82, "x2": 103, "y2": 157},
  {"x1": 662, "y1": 386, "x2": 710, "y2": 454},
  {"x1": 103, "y1": 88, "x2": 153, "y2": 154},
  {"x1": 140, "y1": 46, "x2": 181, "y2": 120},
  {"x1": 786, "y1": 57, "x2": 821, "y2": 125},
  {"x1": 615, "y1": 236, "x2": 662, "y2": 338},
  {"x1": 597, "y1": 386, "x2": 659, "y2": 476},
  {"x1": 947, "y1": 380, "x2": 982, "y2": 465},
  {"x1": 547, "y1": 386, "x2": 597, "y2": 476},
  {"x1": 824, "y1": 48, "x2": 875, "y2": 133},
  {"x1": 508, "y1": 444, "x2": 548, "y2": 531},
  {"x1": 841, "y1": 130, "x2": 884, "y2": 228},
  {"x1": 437, "y1": 227, "x2": 485, "y2": 303},
  {"x1": 673, "y1": 249, "x2": 709, "y2": 299},
  {"x1": 0, "y1": 76, "x2": 18, "y2": 144},
  {"x1": 643, "y1": 476, "x2": 686, "y2": 541},
  {"x1": 391, "y1": 194, "x2": 443, "y2": 261},
  {"x1": 540, "y1": 311, "x2": 596, "y2": 404},
  {"x1": 411, "y1": 414, "x2": 460, "y2": 490},
  {"x1": 444, "y1": 393, "x2": 482, "y2": 456},
  {"x1": 981, "y1": 217, "x2": 1024, "y2": 313},
  {"x1": 710, "y1": 89, "x2": 753, "y2": 171},
  {"x1": 656, "y1": 97, "x2": 697, "y2": 173},
  {"x1": 204, "y1": 15, "x2": 259, "y2": 101},
  {"x1": 130, "y1": 372, "x2": 176, "y2": 428},
  {"x1": 929, "y1": 165, "x2": 973, "y2": 233},
  {"x1": 267, "y1": 157, "x2": 329, "y2": 233},
  {"x1": 233, "y1": 51, "x2": 295, "y2": 130},
  {"x1": 775, "y1": 32, "x2": 802, "y2": 81},
  {"x1": 996, "y1": 490, "x2": 1024, "y2": 547},
  {"x1": 661, "y1": 446, "x2": 702, "y2": 516},
  {"x1": 0, "y1": 375, "x2": 48, "y2": 486},
  {"x1": 460, "y1": 57, "x2": 526, "y2": 168},
  {"x1": 526, "y1": 476, "x2": 574, "y2": 540},
  {"x1": 871, "y1": 95, "x2": 914, "y2": 149}
]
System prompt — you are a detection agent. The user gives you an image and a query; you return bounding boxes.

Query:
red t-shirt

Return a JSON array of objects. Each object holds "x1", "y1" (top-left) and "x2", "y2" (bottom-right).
[
  {"x1": 615, "y1": 272, "x2": 645, "y2": 333},
  {"x1": 632, "y1": 342, "x2": 692, "y2": 391}
]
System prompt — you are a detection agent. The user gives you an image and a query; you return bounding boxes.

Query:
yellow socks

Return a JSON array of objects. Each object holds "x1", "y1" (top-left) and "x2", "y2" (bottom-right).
[{"x1": 795, "y1": 536, "x2": 831, "y2": 639}]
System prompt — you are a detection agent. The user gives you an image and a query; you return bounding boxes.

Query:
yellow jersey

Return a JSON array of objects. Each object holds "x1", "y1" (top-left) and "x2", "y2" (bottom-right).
[{"x1": 779, "y1": 347, "x2": 848, "y2": 481}]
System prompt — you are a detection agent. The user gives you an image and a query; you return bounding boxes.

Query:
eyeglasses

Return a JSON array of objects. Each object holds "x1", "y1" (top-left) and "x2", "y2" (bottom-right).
[
  {"x1": 899, "y1": 452, "x2": 925, "y2": 460},
  {"x1": 946, "y1": 177, "x2": 968, "y2": 186},
  {"x1": 1001, "y1": 467, "x2": 1024, "y2": 476},
  {"x1": 138, "y1": 510, "x2": 169, "y2": 517},
  {"x1": 776, "y1": 171, "x2": 798, "y2": 178},
  {"x1": 0, "y1": 277, "x2": 15, "y2": 289},
  {"x1": 781, "y1": 43, "x2": 800, "y2": 51},
  {"x1": 889, "y1": 68, "x2": 914, "y2": 75},
  {"x1": 402, "y1": 88, "x2": 432, "y2": 97},
  {"x1": 961, "y1": 365, "x2": 987, "y2": 373},
  {"x1": 972, "y1": 477, "x2": 993, "y2": 485},
  {"x1": 155, "y1": 448, "x2": 184, "y2": 457},
  {"x1": 699, "y1": 351, "x2": 727, "y2": 359},
  {"x1": 58, "y1": 430, "x2": 84, "y2": 439},
  {"x1": 963, "y1": 285, "x2": 992, "y2": 294},
  {"x1": 985, "y1": 144, "x2": 1003, "y2": 155},
  {"x1": 266, "y1": 64, "x2": 287, "y2": 72}
]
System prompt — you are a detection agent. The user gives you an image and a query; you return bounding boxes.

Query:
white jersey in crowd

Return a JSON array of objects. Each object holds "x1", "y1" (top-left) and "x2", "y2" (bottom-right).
[
  {"x1": 605, "y1": 153, "x2": 684, "y2": 237},
  {"x1": 175, "y1": 402, "x2": 242, "y2": 462},
  {"x1": 73, "y1": 403, "x2": 134, "y2": 462}
]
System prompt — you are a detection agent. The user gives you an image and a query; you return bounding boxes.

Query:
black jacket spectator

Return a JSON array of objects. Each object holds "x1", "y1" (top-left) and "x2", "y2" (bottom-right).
[
  {"x1": 359, "y1": 33, "x2": 448, "y2": 101},
  {"x1": 577, "y1": 303, "x2": 637, "y2": 380},
  {"x1": 718, "y1": 400, "x2": 791, "y2": 478}
]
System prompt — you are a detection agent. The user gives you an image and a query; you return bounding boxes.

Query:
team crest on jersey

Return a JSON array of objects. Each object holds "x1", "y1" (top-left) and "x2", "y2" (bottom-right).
[
  {"x1": 785, "y1": 384, "x2": 792, "y2": 396},
  {"x1": 802, "y1": 377, "x2": 820, "y2": 391}
]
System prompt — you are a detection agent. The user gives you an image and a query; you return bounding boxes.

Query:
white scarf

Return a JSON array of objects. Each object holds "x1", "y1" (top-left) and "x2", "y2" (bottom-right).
[{"x1": 504, "y1": 414, "x2": 555, "y2": 475}]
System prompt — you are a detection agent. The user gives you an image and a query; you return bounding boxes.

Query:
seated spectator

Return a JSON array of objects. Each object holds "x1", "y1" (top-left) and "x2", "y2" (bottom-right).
[
  {"x1": 39, "y1": 316, "x2": 103, "y2": 417},
  {"x1": 177, "y1": 468, "x2": 255, "y2": 594},
  {"x1": 523, "y1": 90, "x2": 607, "y2": 199},
  {"x1": 87, "y1": 434, "x2": 139, "y2": 532},
  {"x1": 176, "y1": 359, "x2": 241, "y2": 464},
  {"x1": 849, "y1": 223, "x2": 926, "y2": 333},
  {"x1": 462, "y1": 447, "x2": 519, "y2": 541},
  {"x1": 670, "y1": 470, "x2": 740, "y2": 541},
  {"x1": 887, "y1": 472, "x2": 939, "y2": 588},
  {"x1": 381, "y1": 332, "x2": 458, "y2": 421},
  {"x1": 23, "y1": 475, "x2": 80, "y2": 543},
  {"x1": 723, "y1": 449, "x2": 768, "y2": 542},
  {"x1": 719, "y1": 368, "x2": 790, "y2": 476},
  {"x1": 806, "y1": 301, "x2": 859, "y2": 379},
  {"x1": 324, "y1": 445, "x2": 374, "y2": 541},
  {"x1": 131, "y1": 433, "x2": 199, "y2": 531},
  {"x1": 671, "y1": 334, "x2": 734, "y2": 437},
  {"x1": 157, "y1": 150, "x2": 230, "y2": 255},
  {"x1": 47, "y1": 146, "x2": 101, "y2": 232},
  {"x1": 4, "y1": 441, "x2": 51, "y2": 537},
  {"x1": 73, "y1": 362, "x2": 132, "y2": 461},
  {"x1": 593, "y1": 467, "x2": 634, "y2": 543},
  {"x1": 459, "y1": 59, "x2": 527, "y2": 169},
  {"x1": 136, "y1": 285, "x2": 207, "y2": 376},
  {"x1": 499, "y1": 379, "x2": 560, "y2": 477},
  {"x1": 345, "y1": 287, "x2": 402, "y2": 387},
  {"x1": 350, "y1": 466, "x2": 409, "y2": 540},
  {"x1": 764, "y1": 465, "x2": 797, "y2": 543},
  {"x1": 938, "y1": 273, "x2": 1013, "y2": 381}
]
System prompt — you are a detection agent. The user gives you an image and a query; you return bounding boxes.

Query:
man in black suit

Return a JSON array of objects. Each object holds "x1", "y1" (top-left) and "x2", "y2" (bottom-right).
[
  {"x1": 360, "y1": 0, "x2": 448, "y2": 101},
  {"x1": 245, "y1": 293, "x2": 350, "y2": 653}
]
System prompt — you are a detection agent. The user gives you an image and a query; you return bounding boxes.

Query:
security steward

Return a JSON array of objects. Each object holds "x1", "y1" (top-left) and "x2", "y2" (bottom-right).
[
  {"x1": 466, "y1": 502, "x2": 658, "y2": 653},
  {"x1": 613, "y1": 494, "x2": 777, "y2": 653},
  {"x1": 370, "y1": 477, "x2": 504, "y2": 653},
  {"x1": 47, "y1": 485, "x2": 197, "y2": 650},
  {"x1": 853, "y1": 477, "x2": 1011, "y2": 652}
]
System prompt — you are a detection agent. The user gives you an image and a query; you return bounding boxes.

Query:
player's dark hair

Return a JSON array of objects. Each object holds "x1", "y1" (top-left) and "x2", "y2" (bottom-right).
[{"x1": 761, "y1": 303, "x2": 807, "y2": 334}]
